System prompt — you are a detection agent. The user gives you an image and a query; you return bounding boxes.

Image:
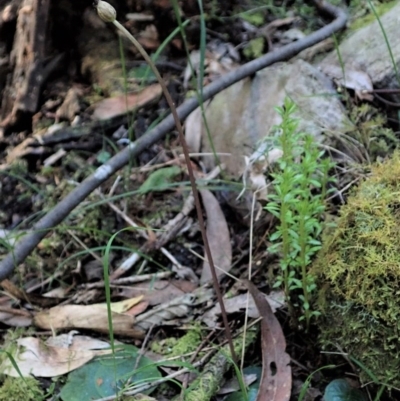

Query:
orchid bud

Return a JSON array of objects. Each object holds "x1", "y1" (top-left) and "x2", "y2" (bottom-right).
[{"x1": 95, "y1": 0, "x2": 116, "y2": 23}]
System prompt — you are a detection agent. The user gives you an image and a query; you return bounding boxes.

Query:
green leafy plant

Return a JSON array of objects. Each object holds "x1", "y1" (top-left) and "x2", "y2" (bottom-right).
[{"x1": 265, "y1": 98, "x2": 334, "y2": 328}]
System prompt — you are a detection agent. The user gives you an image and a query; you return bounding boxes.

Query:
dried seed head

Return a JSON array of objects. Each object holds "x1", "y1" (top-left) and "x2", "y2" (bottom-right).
[{"x1": 95, "y1": 0, "x2": 116, "y2": 23}]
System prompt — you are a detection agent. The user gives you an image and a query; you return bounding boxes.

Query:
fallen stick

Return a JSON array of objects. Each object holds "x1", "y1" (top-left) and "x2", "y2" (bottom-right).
[{"x1": 0, "y1": 0, "x2": 347, "y2": 280}]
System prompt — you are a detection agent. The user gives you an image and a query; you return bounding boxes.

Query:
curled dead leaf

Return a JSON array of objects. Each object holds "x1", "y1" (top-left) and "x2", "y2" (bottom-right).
[
  {"x1": 244, "y1": 280, "x2": 292, "y2": 401},
  {"x1": 200, "y1": 189, "x2": 232, "y2": 283},
  {"x1": 34, "y1": 304, "x2": 144, "y2": 338},
  {"x1": 92, "y1": 84, "x2": 162, "y2": 120},
  {"x1": 1, "y1": 336, "x2": 106, "y2": 377}
]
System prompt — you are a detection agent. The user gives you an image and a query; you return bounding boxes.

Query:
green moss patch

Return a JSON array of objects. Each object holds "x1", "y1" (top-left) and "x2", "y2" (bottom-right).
[
  {"x1": 0, "y1": 377, "x2": 44, "y2": 401},
  {"x1": 316, "y1": 152, "x2": 400, "y2": 388}
]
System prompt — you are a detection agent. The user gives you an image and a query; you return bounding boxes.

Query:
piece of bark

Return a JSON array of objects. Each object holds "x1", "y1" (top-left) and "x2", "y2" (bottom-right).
[{"x1": 0, "y1": 0, "x2": 50, "y2": 133}]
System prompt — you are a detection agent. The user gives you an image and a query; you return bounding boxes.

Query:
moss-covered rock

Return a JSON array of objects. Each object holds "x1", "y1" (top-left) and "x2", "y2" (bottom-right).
[{"x1": 316, "y1": 152, "x2": 400, "y2": 388}]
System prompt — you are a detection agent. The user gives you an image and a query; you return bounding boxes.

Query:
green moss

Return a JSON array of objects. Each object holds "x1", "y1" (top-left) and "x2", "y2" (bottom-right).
[
  {"x1": 0, "y1": 377, "x2": 44, "y2": 401},
  {"x1": 0, "y1": 329, "x2": 35, "y2": 367},
  {"x1": 169, "y1": 329, "x2": 202, "y2": 358},
  {"x1": 350, "y1": 0, "x2": 398, "y2": 31},
  {"x1": 349, "y1": 103, "x2": 399, "y2": 160},
  {"x1": 316, "y1": 152, "x2": 400, "y2": 388},
  {"x1": 151, "y1": 326, "x2": 203, "y2": 357},
  {"x1": 243, "y1": 37, "x2": 265, "y2": 60}
]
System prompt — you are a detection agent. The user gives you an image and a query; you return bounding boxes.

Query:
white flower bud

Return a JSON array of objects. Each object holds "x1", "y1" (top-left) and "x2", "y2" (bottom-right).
[{"x1": 95, "y1": 1, "x2": 116, "y2": 23}]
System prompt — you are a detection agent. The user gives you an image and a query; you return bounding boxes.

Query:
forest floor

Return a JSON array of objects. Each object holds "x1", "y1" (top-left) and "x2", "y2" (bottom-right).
[{"x1": 0, "y1": 1, "x2": 398, "y2": 400}]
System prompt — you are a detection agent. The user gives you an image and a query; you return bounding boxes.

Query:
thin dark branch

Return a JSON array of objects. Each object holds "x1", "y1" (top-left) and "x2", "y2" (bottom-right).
[{"x1": 0, "y1": 0, "x2": 347, "y2": 280}]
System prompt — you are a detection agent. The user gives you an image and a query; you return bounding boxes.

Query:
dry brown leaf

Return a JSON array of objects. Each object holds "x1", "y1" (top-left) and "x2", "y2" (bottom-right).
[
  {"x1": 1, "y1": 279, "x2": 26, "y2": 300},
  {"x1": 93, "y1": 296, "x2": 143, "y2": 314},
  {"x1": 320, "y1": 64, "x2": 373, "y2": 101},
  {"x1": 183, "y1": 47, "x2": 239, "y2": 88},
  {"x1": 0, "y1": 336, "x2": 107, "y2": 377},
  {"x1": 260, "y1": 16, "x2": 297, "y2": 37},
  {"x1": 185, "y1": 106, "x2": 203, "y2": 153},
  {"x1": 2, "y1": 333, "x2": 113, "y2": 378},
  {"x1": 138, "y1": 24, "x2": 159, "y2": 50},
  {"x1": 92, "y1": 84, "x2": 162, "y2": 120},
  {"x1": 134, "y1": 295, "x2": 194, "y2": 331},
  {"x1": 43, "y1": 148, "x2": 67, "y2": 167},
  {"x1": 202, "y1": 291, "x2": 285, "y2": 328},
  {"x1": 43, "y1": 287, "x2": 68, "y2": 298},
  {"x1": 55, "y1": 87, "x2": 81, "y2": 121},
  {"x1": 46, "y1": 332, "x2": 110, "y2": 350},
  {"x1": 0, "y1": 302, "x2": 32, "y2": 327},
  {"x1": 118, "y1": 280, "x2": 197, "y2": 306},
  {"x1": 125, "y1": 301, "x2": 149, "y2": 316},
  {"x1": 135, "y1": 287, "x2": 214, "y2": 331},
  {"x1": 244, "y1": 280, "x2": 291, "y2": 401},
  {"x1": 200, "y1": 189, "x2": 232, "y2": 283},
  {"x1": 5, "y1": 137, "x2": 35, "y2": 165},
  {"x1": 34, "y1": 304, "x2": 144, "y2": 338},
  {"x1": 0, "y1": 311, "x2": 32, "y2": 327},
  {"x1": 3, "y1": 123, "x2": 67, "y2": 166},
  {"x1": 1, "y1": 279, "x2": 61, "y2": 308}
]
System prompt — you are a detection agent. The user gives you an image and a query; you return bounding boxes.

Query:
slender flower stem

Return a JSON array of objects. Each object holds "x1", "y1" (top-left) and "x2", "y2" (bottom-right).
[{"x1": 94, "y1": 4, "x2": 237, "y2": 363}]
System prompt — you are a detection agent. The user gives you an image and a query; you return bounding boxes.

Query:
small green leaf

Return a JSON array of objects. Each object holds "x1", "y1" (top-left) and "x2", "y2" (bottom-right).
[
  {"x1": 324, "y1": 379, "x2": 368, "y2": 401},
  {"x1": 269, "y1": 231, "x2": 282, "y2": 241},
  {"x1": 268, "y1": 243, "x2": 281, "y2": 253},
  {"x1": 138, "y1": 166, "x2": 181, "y2": 194},
  {"x1": 60, "y1": 347, "x2": 161, "y2": 401},
  {"x1": 128, "y1": 65, "x2": 157, "y2": 83},
  {"x1": 97, "y1": 151, "x2": 111, "y2": 164},
  {"x1": 240, "y1": 12, "x2": 264, "y2": 26}
]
